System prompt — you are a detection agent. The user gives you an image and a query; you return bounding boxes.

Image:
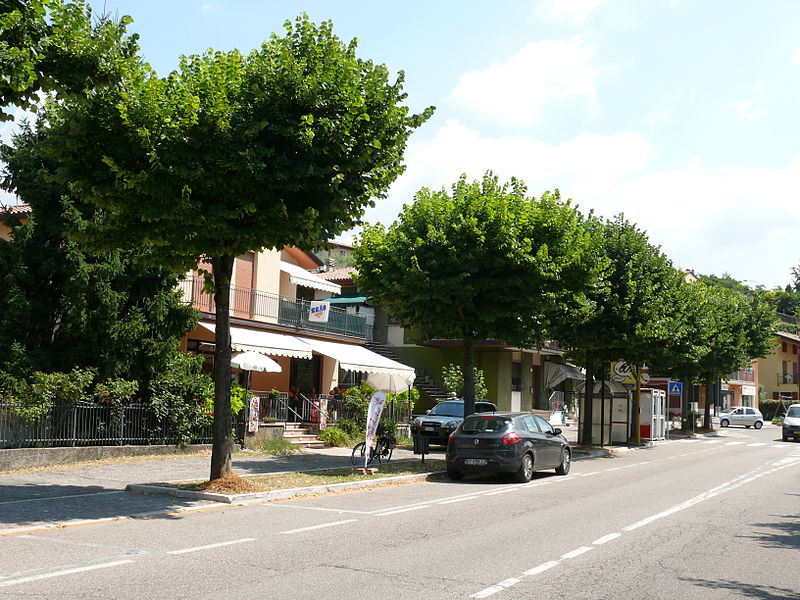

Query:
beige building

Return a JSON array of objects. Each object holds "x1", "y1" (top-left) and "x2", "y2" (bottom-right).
[{"x1": 758, "y1": 330, "x2": 800, "y2": 404}]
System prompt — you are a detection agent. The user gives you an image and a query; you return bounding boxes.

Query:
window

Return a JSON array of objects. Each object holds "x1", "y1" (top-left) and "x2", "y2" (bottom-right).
[
  {"x1": 782, "y1": 342, "x2": 787, "y2": 352},
  {"x1": 533, "y1": 415, "x2": 554, "y2": 434},
  {"x1": 741, "y1": 395, "x2": 754, "y2": 407},
  {"x1": 793, "y1": 344, "x2": 798, "y2": 355},
  {"x1": 522, "y1": 415, "x2": 539, "y2": 433}
]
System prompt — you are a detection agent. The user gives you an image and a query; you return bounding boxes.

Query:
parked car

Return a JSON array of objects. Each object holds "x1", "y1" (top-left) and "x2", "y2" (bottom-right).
[
  {"x1": 410, "y1": 399, "x2": 497, "y2": 445},
  {"x1": 782, "y1": 404, "x2": 800, "y2": 442},
  {"x1": 445, "y1": 412, "x2": 571, "y2": 482},
  {"x1": 719, "y1": 406, "x2": 763, "y2": 429}
]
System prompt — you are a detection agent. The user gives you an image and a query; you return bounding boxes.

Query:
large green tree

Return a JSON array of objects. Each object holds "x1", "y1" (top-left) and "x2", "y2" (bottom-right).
[
  {"x1": 353, "y1": 173, "x2": 593, "y2": 418},
  {"x1": 0, "y1": 0, "x2": 138, "y2": 120},
  {"x1": 551, "y1": 214, "x2": 684, "y2": 445},
  {"x1": 0, "y1": 125, "x2": 197, "y2": 386},
  {"x1": 42, "y1": 15, "x2": 432, "y2": 480}
]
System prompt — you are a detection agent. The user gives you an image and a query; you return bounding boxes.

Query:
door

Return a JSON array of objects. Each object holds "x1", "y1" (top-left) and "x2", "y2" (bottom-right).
[{"x1": 531, "y1": 415, "x2": 562, "y2": 467}]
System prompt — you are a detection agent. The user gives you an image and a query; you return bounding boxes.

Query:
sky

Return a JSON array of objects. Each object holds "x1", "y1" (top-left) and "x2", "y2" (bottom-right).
[{"x1": 2, "y1": 0, "x2": 799, "y2": 289}]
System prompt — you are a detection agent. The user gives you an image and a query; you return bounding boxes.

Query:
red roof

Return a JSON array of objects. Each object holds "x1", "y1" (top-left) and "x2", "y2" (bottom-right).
[
  {"x1": 317, "y1": 267, "x2": 358, "y2": 282},
  {"x1": 1, "y1": 204, "x2": 31, "y2": 216}
]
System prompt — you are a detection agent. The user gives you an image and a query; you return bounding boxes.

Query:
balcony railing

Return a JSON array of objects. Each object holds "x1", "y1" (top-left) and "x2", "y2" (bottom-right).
[
  {"x1": 778, "y1": 372, "x2": 797, "y2": 385},
  {"x1": 727, "y1": 368, "x2": 755, "y2": 382},
  {"x1": 178, "y1": 276, "x2": 367, "y2": 339}
]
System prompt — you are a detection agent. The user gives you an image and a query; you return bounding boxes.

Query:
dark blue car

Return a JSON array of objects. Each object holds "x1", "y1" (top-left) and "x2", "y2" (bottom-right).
[{"x1": 445, "y1": 412, "x2": 571, "y2": 482}]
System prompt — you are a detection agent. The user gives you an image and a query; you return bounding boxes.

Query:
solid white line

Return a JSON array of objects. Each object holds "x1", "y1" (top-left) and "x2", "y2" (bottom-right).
[
  {"x1": 561, "y1": 546, "x2": 593, "y2": 559},
  {"x1": 280, "y1": 521, "x2": 357, "y2": 535},
  {"x1": 0, "y1": 560, "x2": 133, "y2": 588},
  {"x1": 592, "y1": 532, "x2": 621, "y2": 545},
  {"x1": 771, "y1": 444, "x2": 788, "y2": 448},
  {"x1": 747, "y1": 443, "x2": 767, "y2": 447},
  {"x1": 701, "y1": 440, "x2": 722, "y2": 444},
  {"x1": 267, "y1": 505, "x2": 371, "y2": 515},
  {"x1": 484, "y1": 488, "x2": 519, "y2": 496},
  {"x1": 374, "y1": 506, "x2": 430, "y2": 517},
  {"x1": 523, "y1": 560, "x2": 560, "y2": 576},
  {"x1": 167, "y1": 538, "x2": 256, "y2": 553}
]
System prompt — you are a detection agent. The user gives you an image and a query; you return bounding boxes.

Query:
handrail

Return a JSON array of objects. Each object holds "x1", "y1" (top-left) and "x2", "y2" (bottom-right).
[{"x1": 297, "y1": 392, "x2": 332, "y2": 423}]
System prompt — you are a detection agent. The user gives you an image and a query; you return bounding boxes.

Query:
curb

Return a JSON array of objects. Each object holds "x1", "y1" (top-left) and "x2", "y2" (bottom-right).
[{"x1": 127, "y1": 471, "x2": 442, "y2": 504}]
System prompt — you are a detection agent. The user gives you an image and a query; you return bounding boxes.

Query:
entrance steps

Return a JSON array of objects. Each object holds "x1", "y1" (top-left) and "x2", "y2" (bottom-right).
[{"x1": 283, "y1": 422, "x2": 326, "y2": 449}]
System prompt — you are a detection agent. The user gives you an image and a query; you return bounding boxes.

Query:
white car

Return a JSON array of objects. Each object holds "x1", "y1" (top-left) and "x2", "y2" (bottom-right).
[
  {"x1": 719, "y1": 406, "x2": 763, "y2": 429},
  {"x1": 782, "y1": 404, "x2": 800, "y2": 442}
]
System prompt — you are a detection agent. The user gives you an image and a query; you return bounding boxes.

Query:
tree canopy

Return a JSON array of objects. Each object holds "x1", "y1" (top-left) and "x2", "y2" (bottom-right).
[
  {"x1": 0, "y1": 124, "x2": 197, "y2": 388},
  {"x1": 353, "y1": 172, "x2": 592, "y2": 416},
  {"x1": 40, "y1": 14, "x2": 433, "y2": 480},
  {"x1": 0, "y1": 0, "x2": 139, "y2": 121}
]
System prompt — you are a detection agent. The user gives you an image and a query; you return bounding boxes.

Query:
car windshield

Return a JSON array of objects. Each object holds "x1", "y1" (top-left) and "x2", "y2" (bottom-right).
[
  {"x1": 428, "y1": 402, "x2": 463, "y2": 417},
  {"x1": 461, "y1": 416, "x2": 511, "y2": 433},
  {"x1": 787, "y1": 407, "x2": 800, "y2": 418}
]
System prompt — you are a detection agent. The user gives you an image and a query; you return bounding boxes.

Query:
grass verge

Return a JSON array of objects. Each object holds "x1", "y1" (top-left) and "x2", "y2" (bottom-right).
[{"x1": 170, "y1": 459, "x2": 447, "y2": 494}]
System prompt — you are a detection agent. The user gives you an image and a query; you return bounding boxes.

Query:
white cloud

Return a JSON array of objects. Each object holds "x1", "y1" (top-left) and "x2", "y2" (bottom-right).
[
  {"x1": 536, "y1": 0, "x2": 609, "y2": 22},
  {"x1": 446, "y1": 36, "x2": 600, "y2": 126},
  {"x1": 734, "y1": 99, "x2": 766, "y2": 122},
  {"x1": 360, "y1": 120, "x2": 799, "y2": 288}
]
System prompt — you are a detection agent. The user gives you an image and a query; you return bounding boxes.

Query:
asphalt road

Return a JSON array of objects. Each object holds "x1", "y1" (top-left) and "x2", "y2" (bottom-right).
[{"x1": 1, "y1": 424, "x2": 798, "y2": 600}]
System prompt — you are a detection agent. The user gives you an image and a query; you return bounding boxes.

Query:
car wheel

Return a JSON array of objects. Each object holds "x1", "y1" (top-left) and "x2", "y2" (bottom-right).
[
  {"x1": 447, "y1": 467, "x2": 464, "y2": 481},
  {"x1": 514, "y1": 453, "x2": 534, "y2": 483},
  {"x1": 753, "y1": 421, "x2": 763, "y2": 430},
  {"x1": 555, "y1": 449, "x2": 571, "y2": 476},
  {"x1": 720, "y1": 419, "x2": 729, "y2": 427}
]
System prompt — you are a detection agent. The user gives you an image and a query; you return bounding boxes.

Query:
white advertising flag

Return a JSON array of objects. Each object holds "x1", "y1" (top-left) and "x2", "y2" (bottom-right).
[{"x1": 363, "y1": 391, "x2": 387, "y2": 468}]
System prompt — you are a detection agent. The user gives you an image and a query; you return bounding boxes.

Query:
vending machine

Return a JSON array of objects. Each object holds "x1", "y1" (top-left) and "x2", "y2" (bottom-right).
[{"x1": 640, "y1": 388, "x2": 666, "y2": 441}]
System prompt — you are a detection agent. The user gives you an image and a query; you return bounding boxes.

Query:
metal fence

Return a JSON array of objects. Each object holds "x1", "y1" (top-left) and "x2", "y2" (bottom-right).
[
  {"x1": 252, "y1": 393, "x2": 413, "y2": 426},
  {"x1": 178, "y1": 276, "x2": 367, "y2": 339},
  {"x1": 0, "y1": 403, "x2": 246, "y2": 449}
]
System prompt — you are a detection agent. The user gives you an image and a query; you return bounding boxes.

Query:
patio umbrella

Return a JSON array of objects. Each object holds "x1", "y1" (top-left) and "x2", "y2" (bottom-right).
[{"x1": 230, "y1": 351, "x2": 282, "y2": 373}]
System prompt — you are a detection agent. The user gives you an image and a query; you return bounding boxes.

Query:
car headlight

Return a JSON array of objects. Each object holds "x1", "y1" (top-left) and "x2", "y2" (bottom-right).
[{"x1": 444, "y1": 420, "x2": 459, "y2": 430}]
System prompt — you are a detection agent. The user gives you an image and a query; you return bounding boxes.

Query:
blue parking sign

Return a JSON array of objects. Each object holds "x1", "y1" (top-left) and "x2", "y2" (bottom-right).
[{"x1": 668, "y1": 382, "x2": 683, "y2": 396}]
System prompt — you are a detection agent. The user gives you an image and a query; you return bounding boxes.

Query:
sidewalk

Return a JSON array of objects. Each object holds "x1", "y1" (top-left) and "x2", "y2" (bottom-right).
[{"x1": 0, "y1": 442, "x2": 604, "y2": 537}]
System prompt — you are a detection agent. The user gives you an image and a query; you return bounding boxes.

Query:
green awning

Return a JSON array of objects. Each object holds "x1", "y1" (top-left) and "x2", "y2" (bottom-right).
[{"x1": 323, "y1": 296, "x2": 368, "y2": 304}]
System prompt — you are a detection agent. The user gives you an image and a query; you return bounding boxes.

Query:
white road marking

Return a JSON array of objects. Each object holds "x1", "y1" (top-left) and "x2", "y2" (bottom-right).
[
  {"x1": 438, "y1": 496, "x2": 476, "y2": 505},
  {"x1": 281, "y1": 520, "x2": 357, "y2": 535},
  {"x1": 592, "y1": 532, "x2": 621, "y2": 545},
  {"x1": 374, "y1": 505, "x2": 430, "y2": 517},
  {"x1": 483, "y1": 488, "x2": 519, "y2": 496},
  {"x1": 701, "y1": 440, "x2": 722, "y2": 444},
  {"x1": 267, "y1": 504, "x2": 371, "y2": 515},
  {"x1": 725, "y1": 441, "x2": 745, "y2": 446},
  {"x1": 0, "y1": 560, "x2": 133, "y2": 588},
  {"x1": 561, "y1": 546, "x2": 593, "y2": 559},
  {"x1": 523, "y1": 561, "x2": 560, "y2": 576},
  {"x1": 167, "y1": 538, "x2": 257, "y2": 553},
  {"x1": 748, "y1": 443, "x2": 767, "y2": 447},
  {"x1": 0, "y1": 490, "x2": 123, "y2": 505}
]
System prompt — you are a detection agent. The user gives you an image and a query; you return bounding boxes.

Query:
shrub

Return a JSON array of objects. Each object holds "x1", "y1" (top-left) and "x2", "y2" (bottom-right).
[
  {"x1": 260, "y1": 438, "x2": 301, "y2": 455},
  {"x1": 94, "y1": 378, "x2": 139, "y2": 405},
  {"x1": 344, "y1": 382, "x2": 375, "y2": 421},
  {"x1": 442, "y1": 363, "x2": 488, "y2": 399},
  {"x1": 335, "y1": 417, "x2": 364, "y2": 438},
  {"x1": 318, "y1": 426, "x2": 353, "y2": 447}
]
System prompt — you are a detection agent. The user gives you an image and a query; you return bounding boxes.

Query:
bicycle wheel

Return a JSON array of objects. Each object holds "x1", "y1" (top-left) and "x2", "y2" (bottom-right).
[
  {"x1": 378, "y1": 440, "x2": 393, "y2": 463},
  {"x1": 351, "y1": 441, "x2": 374, "y2": 466}
]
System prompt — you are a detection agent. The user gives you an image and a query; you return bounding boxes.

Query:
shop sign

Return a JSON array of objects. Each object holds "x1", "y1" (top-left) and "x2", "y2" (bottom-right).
[{"x1": 309, "y1": 301, "x2": 330, "y2": 323}]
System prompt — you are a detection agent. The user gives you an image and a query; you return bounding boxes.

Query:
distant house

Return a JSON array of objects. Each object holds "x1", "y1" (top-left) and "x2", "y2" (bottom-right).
[
  {"x1": 0, "y1": 204, "x2": 31, "y2": 240},
  {"x1": 758, "y1": 330, "x2": 800, "y2": 404}
]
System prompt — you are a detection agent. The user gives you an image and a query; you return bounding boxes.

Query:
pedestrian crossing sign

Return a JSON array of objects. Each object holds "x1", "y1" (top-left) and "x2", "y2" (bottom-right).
[{"x1": 669, "y1": 382, "x2": 683, "y2": 396}]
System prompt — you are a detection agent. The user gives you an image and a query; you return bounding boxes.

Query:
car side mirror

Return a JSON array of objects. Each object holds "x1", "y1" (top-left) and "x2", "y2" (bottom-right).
[
  {"x1": 552, "y1": 428, "x2": 562, "y2": 435},
  {"x1": 425, "y1": 409, "x2": 431, "y2": 414}
]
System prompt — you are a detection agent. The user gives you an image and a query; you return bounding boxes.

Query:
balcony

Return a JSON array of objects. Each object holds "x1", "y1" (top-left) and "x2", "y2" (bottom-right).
[
  {"x1": 727, "y1": 368, "x2": 755, "y2": 382},
  {"x1": 178, "y1": 276, "x2": 367, "y2": 339},
  {"x1": 778, "y1": 372, "x2": 797, "y2": 385}
]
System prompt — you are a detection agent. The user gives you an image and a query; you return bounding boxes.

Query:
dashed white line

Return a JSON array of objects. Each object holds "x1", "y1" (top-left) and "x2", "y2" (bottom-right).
[
  {"x1": 592, "y1": 532, "x2": 621, "y2": 545},
  {"x1": 747, "y1": 443, "x2": 767, "y2": 447},
  {"x1": 0, "y1": 560, "x2": 133, "y2": 588},
  {"x1": 280, "y1": 520, "x2": 357, "y2": 534},
  {"x1": 561, "y1": 546, "x2": 593, "y2": 559},
  {"x1": 374, "y1": 505, "x2": 430, "y2": 517},
  {"x1": 523, "y1": 561, "x2": 560, "y2": 576},
  {"x1": 438, "y1": 496, "x2": 476, "y2": 505},
  {"x1": 168, "y1": 538, "x2": 257, "y2": 553}
]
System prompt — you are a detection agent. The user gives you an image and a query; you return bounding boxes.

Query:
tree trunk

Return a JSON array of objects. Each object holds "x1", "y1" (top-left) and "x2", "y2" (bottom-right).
[
  {"x1": 210, "y1": 254, "x2": 235, "y2": 481},
  {"x1": 703, "y1": 376, "x2": 713, "y2": 430},
  {"x1": 581, "y1": 359, "x2": 594, "y2": 445},
  {"x1": 462, "y1": 332, "x2": 475, "y2": 419}
]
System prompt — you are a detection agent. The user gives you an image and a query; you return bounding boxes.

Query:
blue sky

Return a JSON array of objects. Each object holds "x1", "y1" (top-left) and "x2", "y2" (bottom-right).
[{"x1": 3, "y1": 0, "x2": 799, "y2": 288}]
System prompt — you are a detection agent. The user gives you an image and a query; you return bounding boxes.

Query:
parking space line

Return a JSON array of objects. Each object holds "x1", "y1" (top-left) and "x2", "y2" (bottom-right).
[
  {"x1": 0, "y1": 560, "x2": 133, "y2": 588},
  {"x1": 167, "y1": 538, "x2": 256, "y2": 553},
  {"x1": 281, "y1": 521, "x2": 357, "y2": 535}
]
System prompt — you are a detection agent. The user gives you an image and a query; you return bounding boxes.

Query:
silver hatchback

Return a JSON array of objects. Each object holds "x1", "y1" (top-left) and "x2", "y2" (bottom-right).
[{"x1": 719, "y1": 406, "x2": 763, "y2": 429}]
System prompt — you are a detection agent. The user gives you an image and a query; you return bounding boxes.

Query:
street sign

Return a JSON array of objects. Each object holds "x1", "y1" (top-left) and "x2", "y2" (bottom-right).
[{"x1": 669, "y1": 382, "x2": 683, "y2": 396}]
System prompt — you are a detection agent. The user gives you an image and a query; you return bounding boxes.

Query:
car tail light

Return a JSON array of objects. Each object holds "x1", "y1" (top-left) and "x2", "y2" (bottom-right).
[
  {"x1": 448, "y1": 431, "x2": 457, "y2": 446},
  {"x1": 501, "y1": 431, "x2": 521, "y2": 445}
]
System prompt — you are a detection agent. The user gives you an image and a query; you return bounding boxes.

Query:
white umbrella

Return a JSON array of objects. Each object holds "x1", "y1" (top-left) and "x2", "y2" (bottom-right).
[{"x1": 230, "y1": 351, "x2": 282, "y2": 373}]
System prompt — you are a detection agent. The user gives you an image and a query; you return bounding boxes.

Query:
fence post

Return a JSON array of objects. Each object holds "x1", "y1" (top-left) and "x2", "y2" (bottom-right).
[{"x1": 71, "y1": 406, "x2": 77, "y2": 447}]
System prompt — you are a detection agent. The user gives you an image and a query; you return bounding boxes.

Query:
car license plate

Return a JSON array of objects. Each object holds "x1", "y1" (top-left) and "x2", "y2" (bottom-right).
[
  {"x1": 423, "y1": 427, "x2": 435, "y2": 432},
  {"x1": 464, "y1": 459, "x2": 487, "y2": 466}
]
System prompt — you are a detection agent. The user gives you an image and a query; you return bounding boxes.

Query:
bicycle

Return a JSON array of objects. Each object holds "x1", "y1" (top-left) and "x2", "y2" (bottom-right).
[{"x1": 351, "y1": 432, "x2": 396, "y2": 466}]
